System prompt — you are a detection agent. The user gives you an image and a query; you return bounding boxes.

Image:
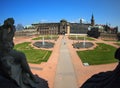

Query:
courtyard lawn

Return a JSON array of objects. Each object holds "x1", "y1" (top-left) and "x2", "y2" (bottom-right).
[
  {"x1": 14, "y1": 42, "x2": 52, "y2": 64},
  {"x1": 32, "y1": 35, "x2": 59, "y2": 40},
  {"x1": 77, "y1": 43, "x2": 118, "y2": 65},
  {"x1": 68, "y1": 35, "x2": 95, "y2": 41}
]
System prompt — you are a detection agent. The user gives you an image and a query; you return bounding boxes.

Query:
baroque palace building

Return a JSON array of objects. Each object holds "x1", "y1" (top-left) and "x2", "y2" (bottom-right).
[{"x1": 32, "y1": 15, "x2": 95, "y2": 35}]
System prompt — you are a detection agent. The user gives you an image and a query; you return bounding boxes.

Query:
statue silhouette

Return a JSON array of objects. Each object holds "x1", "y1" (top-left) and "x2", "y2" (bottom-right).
[{"x1": 0, "y1": 18, "x2": 48, "y2": 88}]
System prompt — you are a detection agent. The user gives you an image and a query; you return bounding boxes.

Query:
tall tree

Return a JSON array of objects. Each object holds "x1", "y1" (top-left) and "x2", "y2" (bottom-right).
[{"x1": 16, "y1": 24, "x2": 24, "y2": 30}]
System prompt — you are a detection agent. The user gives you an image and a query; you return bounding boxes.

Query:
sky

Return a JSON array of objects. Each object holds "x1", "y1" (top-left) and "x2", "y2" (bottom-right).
[{"x1": 0, "y1": 0, "x2": 120, "y2": 31}]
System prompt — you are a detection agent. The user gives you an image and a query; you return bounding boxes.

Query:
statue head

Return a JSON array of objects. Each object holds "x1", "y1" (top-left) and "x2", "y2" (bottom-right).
[
  {"x1": 4, "y1": 18, "x2": 15, "y2": 27},
  {"x1": 115, "y1": 47, "x2": 120, "y2": 60}
]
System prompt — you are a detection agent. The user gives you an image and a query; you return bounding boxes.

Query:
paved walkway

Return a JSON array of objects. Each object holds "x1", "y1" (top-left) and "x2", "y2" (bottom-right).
[{"x1": 54, "y1": 36, "x2": 78, "y2": 88}]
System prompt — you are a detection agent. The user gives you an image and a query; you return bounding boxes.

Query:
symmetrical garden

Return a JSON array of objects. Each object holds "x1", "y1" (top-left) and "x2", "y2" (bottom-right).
[
  {"x1": 69, "y1": 35, "x2": 119, "y2": 65},
  {"x1": 14, "y1": 35, "x2": 120, "y2": 65}
]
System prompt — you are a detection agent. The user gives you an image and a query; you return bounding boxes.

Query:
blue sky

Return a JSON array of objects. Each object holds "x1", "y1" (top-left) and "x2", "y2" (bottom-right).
[{"x1": 0, "y1": 0, "x2": 120, "y2": 30}]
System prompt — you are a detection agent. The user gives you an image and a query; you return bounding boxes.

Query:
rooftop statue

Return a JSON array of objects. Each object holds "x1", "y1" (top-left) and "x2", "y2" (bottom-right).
[
  {"x1": 0, "y1": 18, "x2": 48, "y2": 88},
  {"x1": 80, "y1": 47, "x2": 120, "y2": 88}
]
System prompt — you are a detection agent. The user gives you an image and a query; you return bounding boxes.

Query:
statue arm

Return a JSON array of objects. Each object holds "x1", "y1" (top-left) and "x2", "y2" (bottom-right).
[
  {"x1": 2, "y1": 28, "x2": 11, "y2": 52},
  {"x1": 2, "y1": 28, "x2": 8, "y2": 41},
  {"x1": 11, "y1": 25, "x2": 16, "y2": 48}
]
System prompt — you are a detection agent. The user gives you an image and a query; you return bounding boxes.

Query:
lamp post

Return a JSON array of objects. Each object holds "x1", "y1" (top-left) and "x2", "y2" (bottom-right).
[
  {"x1": 51, "y1": 27, "x2": 53, "y2": 40},
  {"x1": 76, "y1": 27, "x2": 78, "y2": 40},
  {"x1": 42, "y1": 35, "x2": 45, "y2": 46}
]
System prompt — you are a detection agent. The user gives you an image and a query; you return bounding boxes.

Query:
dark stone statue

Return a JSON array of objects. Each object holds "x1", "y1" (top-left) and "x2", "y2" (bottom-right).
[
  {"x1": 80, "y1": 47, "x2": 120, "y2": 88},
  {"x1": 0, "y1": 18, "x2": 49, "y2": 88}
]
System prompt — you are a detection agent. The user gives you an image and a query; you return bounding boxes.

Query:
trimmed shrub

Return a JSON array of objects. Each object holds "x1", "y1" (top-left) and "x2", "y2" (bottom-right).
[
  {"x1": 87, "y1": 28, "x2": 100, "y2": 38},
  {"x1": 117, "y1": 33, "x2": 120, "y2": 41}
]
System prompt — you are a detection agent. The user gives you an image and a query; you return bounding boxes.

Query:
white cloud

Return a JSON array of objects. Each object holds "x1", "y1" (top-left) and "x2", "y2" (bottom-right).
[
  {"x1": 70, "y1": 18, "x2": 87, "y2": 23},
  {"x1": 81, "y1": 18, "x2": 86, "y2": 23}
]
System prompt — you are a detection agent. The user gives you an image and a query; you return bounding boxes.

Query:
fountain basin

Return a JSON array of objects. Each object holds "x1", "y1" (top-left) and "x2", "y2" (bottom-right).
[
  {"x1": 33, "y1": 42, "x2": 54, "y2": 48},
  {"x1": 72, "y1": 42, "x2": 94, "y2": 49}
]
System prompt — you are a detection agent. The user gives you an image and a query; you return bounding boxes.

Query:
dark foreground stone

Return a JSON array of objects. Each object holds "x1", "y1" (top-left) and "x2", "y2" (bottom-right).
[
  {"x1": 0, "y1": 54, "x2": 49, "y2": 88},
  {"x1": 81, "y1": 63, "x2": 120, "y2": 88},
  {"x1": 0, "y1": 75, "x2": 20, "y2": 88},
  {"x1": 0, "y1": 72, "x2": 49, "y2": 88},
  {"x1": 0, "y1": 55, "x2": 49, "y2": 88}
]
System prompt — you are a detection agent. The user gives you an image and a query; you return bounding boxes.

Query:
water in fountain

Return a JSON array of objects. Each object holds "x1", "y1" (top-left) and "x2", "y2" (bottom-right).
[
  {"x1": 51, "y1": 35, "x2": 52, "y2": 40},
  {"x1": 76, "y1": 35, "x2": 78, "y2": 40},
  {"x1": 42, "y1": 36, "x2": 45, "y2": 46},
  {"x1": 72, "y1": 36, "x2": 94, "y2": 49},
  {"x1": 33, "y1": 36, "x2": 54, "y2": 48},
  {"x1": 83, "y1": 37, "x2": 86, "y2": 48}
]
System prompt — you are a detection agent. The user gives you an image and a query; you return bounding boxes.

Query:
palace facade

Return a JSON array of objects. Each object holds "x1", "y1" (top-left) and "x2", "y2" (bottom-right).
[{"x1": 32, "y1": 15, "x2": 95, "y2": 35}]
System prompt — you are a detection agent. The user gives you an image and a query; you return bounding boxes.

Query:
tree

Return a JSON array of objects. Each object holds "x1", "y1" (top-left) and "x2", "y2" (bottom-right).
[
  {"x1": 87, "y1": 27, "x2": 100, "y2": 38},
  {"x1": 117, "y1": 33, "x2": 120, "y2": 41},
  {"x1": 16, "y1": 24, "x2": 24, "y2": 30},
  {"x1": 114, "y1": 26, "x2": 118, "y2": 34},
  {"x1": 104, "y1": 24, "x2": 110, "y2": 33}
]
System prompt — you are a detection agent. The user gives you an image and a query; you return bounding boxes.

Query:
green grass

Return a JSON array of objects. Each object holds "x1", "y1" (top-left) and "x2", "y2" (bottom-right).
[
  {"x1": 69, "y1": 36, "x2": 95, "y2": 41},
  {"x1": 14, "y1": 42, "x2": 52, "y2": 64},
  {"x1": 77, "y1": 43, "x2": 118, "y2": 65},
  {"x1": 32, "y1": 35, "x2": 59, "y2": 40}
]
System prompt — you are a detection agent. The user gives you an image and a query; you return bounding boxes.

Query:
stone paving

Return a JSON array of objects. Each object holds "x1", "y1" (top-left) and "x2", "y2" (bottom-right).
[
  {"x1": 54, "y1": 36, "x2": 77, "y2": 88},
  {"x1": 14, "y1": 35, "x2": 119, "y2": 88}
]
